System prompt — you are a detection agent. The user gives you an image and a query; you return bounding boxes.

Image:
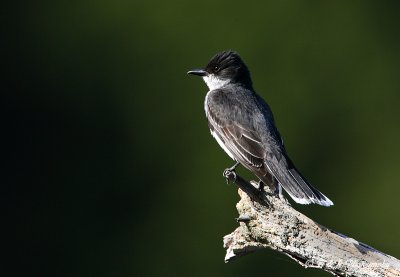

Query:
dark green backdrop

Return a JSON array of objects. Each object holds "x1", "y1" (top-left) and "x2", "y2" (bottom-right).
[{"x1": 3, "y1": 1, "x2": 400, "y2": 276}]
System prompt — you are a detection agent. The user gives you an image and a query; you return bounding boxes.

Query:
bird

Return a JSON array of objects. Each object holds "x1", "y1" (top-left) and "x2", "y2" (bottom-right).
[{"x1": 187, "y1": 50, "x2": 333, "y2": 206}]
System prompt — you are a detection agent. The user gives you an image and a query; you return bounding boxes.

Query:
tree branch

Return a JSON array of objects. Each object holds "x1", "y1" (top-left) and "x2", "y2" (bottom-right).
[{"x1": 223, "y1": 171, "x2": 400, "y2": 277}]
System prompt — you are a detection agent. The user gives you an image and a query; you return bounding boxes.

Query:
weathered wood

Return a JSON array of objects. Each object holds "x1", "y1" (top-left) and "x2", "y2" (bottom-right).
[{"x1": 223, "y1": 172, "x2": 400, "y2": 277}]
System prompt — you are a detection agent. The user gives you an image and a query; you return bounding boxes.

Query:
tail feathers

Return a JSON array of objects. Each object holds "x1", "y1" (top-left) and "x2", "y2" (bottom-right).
[
  {"x1": 286, "y1": 168, "x2": 333, "y2": 206},
  {"x1": 265, "y1": 159, "x2": 333, "y2": 207}
]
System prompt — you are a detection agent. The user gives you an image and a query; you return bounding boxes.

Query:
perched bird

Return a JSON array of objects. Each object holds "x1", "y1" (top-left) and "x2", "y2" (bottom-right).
[{"x1": 188, "y1": 50, "x2": 333, "y2": 206}]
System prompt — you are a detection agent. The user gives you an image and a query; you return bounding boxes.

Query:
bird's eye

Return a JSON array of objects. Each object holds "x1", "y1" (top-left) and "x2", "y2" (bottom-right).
[{"x1": 214, "y1": 65, "x2": 219, "y2": 71}]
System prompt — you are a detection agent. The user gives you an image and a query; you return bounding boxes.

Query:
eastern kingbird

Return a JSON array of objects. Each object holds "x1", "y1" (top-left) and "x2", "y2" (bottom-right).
[{"x1": 188, "y1": 50, "x2": 333, "y2": 206}]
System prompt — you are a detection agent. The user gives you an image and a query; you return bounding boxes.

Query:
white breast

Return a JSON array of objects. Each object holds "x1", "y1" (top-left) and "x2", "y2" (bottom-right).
[{"x1": 202, "y1": 74, "x2": 229, "y2": 91}]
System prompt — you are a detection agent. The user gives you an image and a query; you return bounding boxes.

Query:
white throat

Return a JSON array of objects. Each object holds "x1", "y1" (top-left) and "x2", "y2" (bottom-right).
[{"x1": 202, "y1": 74, "x2": 230, "y2": 90}]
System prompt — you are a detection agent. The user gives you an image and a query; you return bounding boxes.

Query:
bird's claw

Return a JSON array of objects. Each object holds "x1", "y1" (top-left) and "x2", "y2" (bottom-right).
[
  {"x1": 223, "y1": 168, "x2": 237, "y2": 184},
  {"x1": 223, "y1": 162, "x2": 240, "y2": 184}
]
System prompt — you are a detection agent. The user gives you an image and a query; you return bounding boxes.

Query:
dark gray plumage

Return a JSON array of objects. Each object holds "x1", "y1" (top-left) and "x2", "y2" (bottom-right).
[{"x1": 188, "y1": 50, "x2": 333, "y2": 206}]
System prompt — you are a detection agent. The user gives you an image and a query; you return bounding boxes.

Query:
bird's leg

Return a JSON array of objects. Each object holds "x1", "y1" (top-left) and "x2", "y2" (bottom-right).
[
  {"x1": 223, "y1": 161, "x2": 240, "y2": 184},
  {"x1": 257, "y1": 180, "x2": 265, "y2": 193},
  {"x1": 259, "y1": 174, "x2": 280, "y2": 195},
  {"x1": 277, "y1": 183, "x2": 285, "y2": 201},
  {"x1": 271, "y1": 177, "x2": 280, "y2": 196},
  {"x1": 227, "y1": 161, "x2": 240, "y2": 172}
]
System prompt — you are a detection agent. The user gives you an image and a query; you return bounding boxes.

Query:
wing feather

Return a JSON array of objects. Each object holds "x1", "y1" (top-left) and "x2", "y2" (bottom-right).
[
  {"x1": 207, "y1": 103, "x2": 266, "y2": 168},
  {"x1": 204, "y1": 88, "x2": 333, "y2": 206}
]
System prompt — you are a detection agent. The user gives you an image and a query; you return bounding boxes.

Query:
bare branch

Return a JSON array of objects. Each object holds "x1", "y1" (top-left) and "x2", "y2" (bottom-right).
[{"x1": 223, "y1": 172, "x2": 400, "y2": 277}]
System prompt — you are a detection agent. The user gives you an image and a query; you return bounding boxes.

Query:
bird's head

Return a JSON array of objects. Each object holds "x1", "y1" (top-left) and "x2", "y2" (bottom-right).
[{"x1": 188, "y1": 50, "x2": 253, "y2": 90}]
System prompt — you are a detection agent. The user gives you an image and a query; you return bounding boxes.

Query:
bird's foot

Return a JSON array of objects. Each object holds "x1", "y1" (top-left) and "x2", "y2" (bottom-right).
[
  {"x1": 223, "y1": 162, "x2": 240, "y2": 184},
  {"x1": 223, "y1": 168, "x2": 237, "y2": 184},
  {"x1": 250, "y1": 180, "x2": 271, "y2": 208}
]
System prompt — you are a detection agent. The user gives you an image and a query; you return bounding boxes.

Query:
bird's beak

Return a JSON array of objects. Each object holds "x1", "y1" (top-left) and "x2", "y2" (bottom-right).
[{"x1": 187, "y1": 69, "x2": 207, "y2": 77}]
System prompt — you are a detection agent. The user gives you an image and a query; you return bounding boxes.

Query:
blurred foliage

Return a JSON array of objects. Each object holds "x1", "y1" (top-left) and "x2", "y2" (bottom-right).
[{"x1": 3, "y1": 1, "x2": 400, "y2": 276}]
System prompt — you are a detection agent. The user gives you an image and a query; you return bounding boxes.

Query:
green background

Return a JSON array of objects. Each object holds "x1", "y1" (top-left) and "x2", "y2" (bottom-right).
[{"x1": 4, "y1": 1, "x2": 400, "y2": 276}]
